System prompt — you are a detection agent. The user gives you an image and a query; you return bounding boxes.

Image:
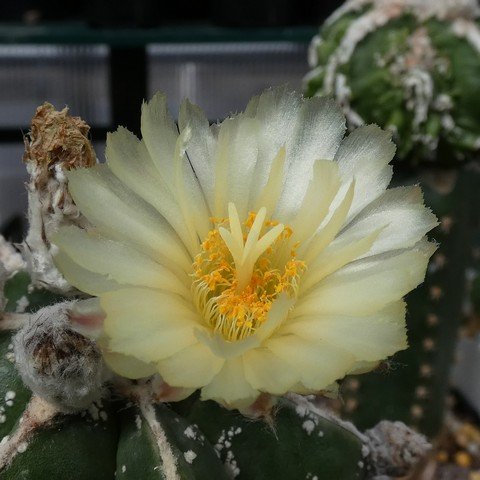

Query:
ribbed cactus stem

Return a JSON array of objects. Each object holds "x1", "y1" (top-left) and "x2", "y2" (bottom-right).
[{"x1": 138, "y1": 399, "x2": 181, "y2": 480}]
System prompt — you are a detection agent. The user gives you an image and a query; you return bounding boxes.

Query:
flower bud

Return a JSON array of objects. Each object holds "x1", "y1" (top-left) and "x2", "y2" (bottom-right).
[{"x1": 13, "y1": 301, "x2": 109, "y2": 412}]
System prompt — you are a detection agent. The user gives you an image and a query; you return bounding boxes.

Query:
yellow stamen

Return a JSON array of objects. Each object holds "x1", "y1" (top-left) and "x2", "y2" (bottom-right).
[{"x1": 192, "y1": 203, "x2": 306, "y2": 341}]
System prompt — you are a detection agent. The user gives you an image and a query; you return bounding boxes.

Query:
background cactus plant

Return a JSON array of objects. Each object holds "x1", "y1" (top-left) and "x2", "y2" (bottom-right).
[
  {"x1": 0, "y1": 102, "x2": 431, "y2": 479},
  {"x1": 305, "y1": 0, "x2": 480, "y2": 437}
]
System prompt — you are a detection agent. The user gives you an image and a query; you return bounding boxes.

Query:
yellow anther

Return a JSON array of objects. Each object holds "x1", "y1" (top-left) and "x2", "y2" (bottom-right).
[{"x1": 191, "y1": 205, "x2": 306, "y2": 341}]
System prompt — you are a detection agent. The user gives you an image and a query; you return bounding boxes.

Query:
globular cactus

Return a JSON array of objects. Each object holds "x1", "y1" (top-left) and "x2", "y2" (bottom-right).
[
  {"x1": 305, "y1": 0, "x2": 480, "y2": 437},
  {"x1": 305, "y1": 0, "x2": 480, "y2": 164}
]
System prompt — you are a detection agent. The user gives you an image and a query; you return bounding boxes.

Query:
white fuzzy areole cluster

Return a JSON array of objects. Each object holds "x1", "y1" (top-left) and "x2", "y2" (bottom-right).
[
  {"x1": 22, "y1": 162, "x2": 88, "y2": 294},
  {"x1": 0, "y1": 235, "x2": 26, "y2": 311}
]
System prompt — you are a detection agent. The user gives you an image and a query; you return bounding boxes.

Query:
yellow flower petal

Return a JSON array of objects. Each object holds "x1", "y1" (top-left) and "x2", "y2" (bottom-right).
[
  {"x1": 102, "y1": 288, "x2": 198, "y2": 363},
  {"x1": 103, "y1": 351, "x2": 157, "y2": 379},
  {"x1": 243, "y1": 347, "x2": 299, "y2": 394},
  {"x1": 294, "y1": 240, "x2": 436, "y2": 317},
  {"x1": 105, "y1": 127, "x2": 194, "y2": 269},
  {"x1": 53, "y1": 226, "x2": 189, "y2": 297},
  {"x1": 68, "y1": 165, "x2": 191, "y2": 271},
  {"x1": 54, "y1": 250, "x2": 121, "y2": 296},
  {"x1": 282, "y1": 301, "x2": 407, "y2": 362},
  {"x1": 338, "y1": 186, "x2": 439, "y2": 258},
  {"x1": 200, "y1": 357, "x2": 259, "y2": 409},
  {"x1": 266, "y1": 335, "x2": 355, "y2": 391},
  {"x1": 335, "y1": 124, "x2": 395, "y2": 221},
  {"x1": 158, "y1": 342, "x2": 224, "y2": 388}
]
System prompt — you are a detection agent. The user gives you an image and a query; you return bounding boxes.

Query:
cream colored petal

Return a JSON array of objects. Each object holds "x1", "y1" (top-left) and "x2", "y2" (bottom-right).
[
  {"x1": 301, "y1": 230, "x2": 381, "y2": 293},
  {"x1": 348, "y1": 361, "x2": 380, "y2": 375},
  {"x1": 173, "y1": 129, "x2": 211, "y2": 253},
  {"x1": 102, "y1": 288, "x2": 198, "y2": 363},
  {"x1": 338, "y1": 186, "x2": 438, "y2": 258},
  {"x1": 244, "y1": 88, "x2": 346, "y2": 218},
  {"x1": 53, "y1": 226, "x2": 190, "y2": 297},
  {"x1": 54, "y1": 250, "x2": 122, "y2": 296},
  {"x1": 178, "y1": 98, "x2": 217, "y2": 213},
  {"x1": 295, "y1": 240, "x2": 436, "y2": 317},
  {"x1": 211, "y1": 116, "x2": 260, "y2": 219},
  {"x1": 142, "y1": 93, "x2": 211, "y2": 253},
  {"x1": 288, "y1": 160, "x2": 341, "y2": 243},
  {"x1": 200, "y1": 357, "x2": 259, "y2": 410},
  {"x1": 243, "y1": 347, "x2": 299, "y2": 394},
  {"x1": 275, "y1": 96, "x2": 346, "y2": 218},
  {"x1": 251, "y1": 146, "x2": 286, "y2": 219},
  {"x1": 105, "y1": 127, "x2": 195, "y2": 268},
  {"x1": 157, "y1": 342, "x2": 224, "y2": 389},
  {"x1": 266, "y1": 335, "x2": 355, "y2": 391},
  {"x1": 67, "y1": 165, "x2": 192, "y2": 272},
  {"x1": 334, "y1": 125, "x2": 395, "y2": 222},
  {"x1": 300, "y1": 181, "x2": 355, "y2": 263},
  {"x1": 140, "y1": 91, "x2": 179, "y2": 185},
  {"x1": 244, "y1": 88, "x2": 303, "y2": 209},
  {"x1": 282, "y1": 301, "x2": 407, "y2": 362},
  {"x1": 103, "y1": 350, "x2": 157, "y2": 379}
]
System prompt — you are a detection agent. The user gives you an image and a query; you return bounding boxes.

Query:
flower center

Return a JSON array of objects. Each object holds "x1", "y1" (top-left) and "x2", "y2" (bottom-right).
[{"x1": 192, "y1": 203, "x2": 306, "y2": 341}]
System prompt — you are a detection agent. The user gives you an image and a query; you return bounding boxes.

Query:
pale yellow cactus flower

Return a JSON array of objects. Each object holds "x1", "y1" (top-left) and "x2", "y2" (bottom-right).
[{"x1": 53, "y1": 88, "x2": 437, "y2": 410}]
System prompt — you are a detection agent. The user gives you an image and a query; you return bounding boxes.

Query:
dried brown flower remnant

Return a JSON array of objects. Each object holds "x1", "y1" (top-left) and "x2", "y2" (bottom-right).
[
  {"x1": 23, "y1": 103, "x2": 96, "y2": 188},
  {"x1": 21, "y1": 103, "x2": 96, "y2": 294}
]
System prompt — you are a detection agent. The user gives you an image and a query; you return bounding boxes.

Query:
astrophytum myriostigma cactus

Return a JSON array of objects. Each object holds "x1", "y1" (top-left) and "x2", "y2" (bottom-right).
[
  {"x1": 305, "y1": 0, "x2": 480, "y2": 437},
  {"x1": 0, "y1": 93, "x2": 433, "y2": 479}
]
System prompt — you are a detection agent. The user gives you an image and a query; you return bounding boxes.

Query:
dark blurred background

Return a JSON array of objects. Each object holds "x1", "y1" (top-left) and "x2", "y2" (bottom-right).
[{"x1": 0, "y1": 0, "x2": 341, "y2": 240}]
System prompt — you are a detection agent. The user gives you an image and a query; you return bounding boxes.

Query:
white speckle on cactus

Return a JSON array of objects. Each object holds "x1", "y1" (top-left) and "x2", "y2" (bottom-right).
[
  {"x1": 358, "y1": 460, "x2": 365, "y2": 468},
  {"x1": 135, "y1": 414, "x2": 142, "y2": 430},
  {"x1": 121, "y1": 465, "x2": 126, "y2": 473},
  {"x1": 88, "y1": 403, "x2": 99, "y2": 421},
  {"x1": 183, "y1": 450, "x2": 197, "y2": 464},
  {"x1": 318, "y1": 430, "x2": 324, "y2": 438},
  {"x1": 183, "y1": 426, "x2": 196, "y2": 439},
  {"x1": 15, "y1": 296, "x2": 29, "y2": 314},
  {"x1": 214, "y1": 427, "x2": 242, "y2": 478},
  {"x1": 362, "y1": 444, "x2": 370, "y2": 458},
  {"x1": 0, "y1": 415, "x2": 6, "y2": 424},
  {"x1": 302, "y1": 420, "x2": 316, "y2": 435},
  {"x1": 16, "y1": 442, "x2": 27, "y2": 454},
  {"x1": 5, "y1": 392, "x2": 15, "y2": 402}
]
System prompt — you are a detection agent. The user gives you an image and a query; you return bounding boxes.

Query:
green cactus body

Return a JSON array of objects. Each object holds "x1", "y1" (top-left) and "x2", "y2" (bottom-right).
[
  {"x1": 305, "y1": 0, "x2": 480, "y2": 164},
  {"x1": 0, "y1": 272, "x2": 375, "y2": 479}
]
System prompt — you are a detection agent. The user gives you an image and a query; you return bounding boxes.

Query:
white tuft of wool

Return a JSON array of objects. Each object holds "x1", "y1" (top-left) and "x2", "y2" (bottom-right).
[
  {"x1": 365, "y1": 420, "x2": 431, "y2": 477},
  {"x1": 13, "y1": 301, "x2": 109, "y2": 412}
]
